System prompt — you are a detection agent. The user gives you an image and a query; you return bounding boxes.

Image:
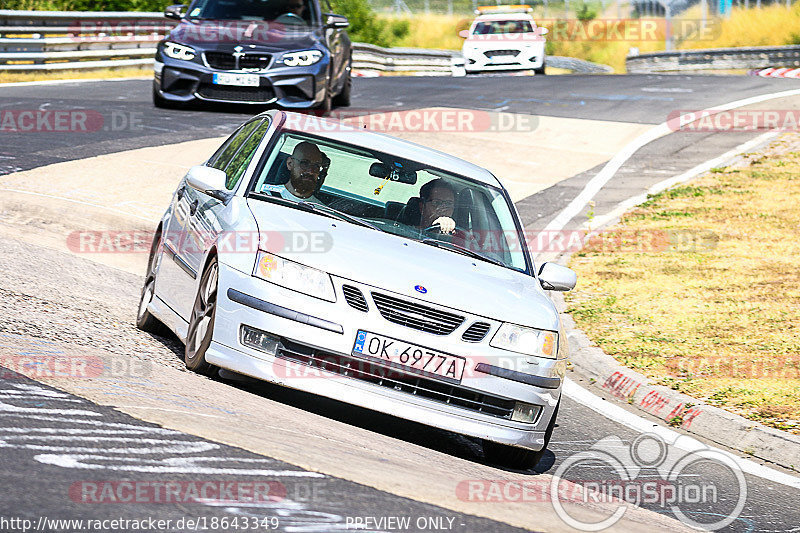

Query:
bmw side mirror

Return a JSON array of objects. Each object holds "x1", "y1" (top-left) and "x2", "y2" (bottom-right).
[
  {"x1": 324, "y1": 14, "x2": 349, "y2": 29},
  {"x1": 458, "y1": 29, "x2": 470, "y2": 38},
  {"x1": 164, "y1": 4, "x2": 186, "y2": 20},
  {"x1": 538, "y1": 262, "x2": 577, "y2": 291},
  {"x1": 538, "y1": 27, "x2": 549, "y2": 36},
  {"x1": 186, "y1": 166, "x2": 229, "y2": 201}
]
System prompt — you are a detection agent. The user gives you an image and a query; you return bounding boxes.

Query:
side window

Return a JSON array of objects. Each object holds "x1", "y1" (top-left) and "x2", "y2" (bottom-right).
[
  {"x1": 224, "y1": 119, "x2": 271, "y2": 190},
  {"x1": 207, "y1": 119, "x2": 261, "y2": 175}
]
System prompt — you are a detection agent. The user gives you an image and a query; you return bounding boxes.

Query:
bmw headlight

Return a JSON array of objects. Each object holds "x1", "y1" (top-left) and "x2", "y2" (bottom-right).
[
  {"x1": 280, "y1": 50, "x2": 323, "y2": 67},
  {"x1": 254, "y1": 250, "x2": 335, "y2": 302},
  {"x1": 162, "y1": 42, "x2": 196, "y2": 61},
  {"x1": 490, "y1": 323, "x2": 558, "y2": 359}
]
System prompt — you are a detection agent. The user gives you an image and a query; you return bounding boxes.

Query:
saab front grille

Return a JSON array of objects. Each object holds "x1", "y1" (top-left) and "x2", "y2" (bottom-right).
[
  {"x1": 462, "y1": 321, "x2": 491, "y2": 342},
  {"x1": 196, "y1": 84, "x2": 275, "y2": 103},
  {"x1": 371, "y1": 292, "x2": 464, "y2": 335},
  {"x1": 342, "y1": 285, "x2": 368, "y2": 312},
  {"x1": 205, "y1": 52, "x2": 272, "y2": 70},
  {"x1": 276, "y1": 339, "x2": 515, "y2": 420}
]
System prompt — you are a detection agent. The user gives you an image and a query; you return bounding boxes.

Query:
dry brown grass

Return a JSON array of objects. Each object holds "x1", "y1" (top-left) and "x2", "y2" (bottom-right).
[{"x1": 566, "y1": 137, "x2": 800, "y2": 433}]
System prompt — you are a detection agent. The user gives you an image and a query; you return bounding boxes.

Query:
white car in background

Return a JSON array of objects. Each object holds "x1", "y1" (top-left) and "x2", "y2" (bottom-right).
[{"x1": 459, "y1": 5, "x2": 548, "y2": 74}]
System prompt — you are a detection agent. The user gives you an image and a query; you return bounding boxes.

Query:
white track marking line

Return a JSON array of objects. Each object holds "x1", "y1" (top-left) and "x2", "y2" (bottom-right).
[
  {"x1": 0, "y1": 187, "x2": 154, "y2": 222},
  {"x1": 564, "y1": 379, "x2": 800, "y2": 489},
  {"x1": 585, "y1": 130, "x2": 780, "y2": 230},
  {"x1": 537, "y1": 87, "x2": 800, "y2": 243},
  {"x1": 0, "y1": 77, "x2": 150, "y2": 89}
]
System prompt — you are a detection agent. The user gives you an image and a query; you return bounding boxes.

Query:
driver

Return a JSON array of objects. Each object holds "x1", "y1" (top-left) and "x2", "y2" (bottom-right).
[
  {"x1": 275, "y1": 0, "x2": 307, "y2": 23},
  {"x1": 418, "y1": 178, "x2": 456, "y2": 234}
]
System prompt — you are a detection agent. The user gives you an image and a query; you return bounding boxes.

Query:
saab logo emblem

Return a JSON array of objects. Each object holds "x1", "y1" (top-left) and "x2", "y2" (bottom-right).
[{"x1": 414, "y1": 285, "x2": 427, "y2": 294}]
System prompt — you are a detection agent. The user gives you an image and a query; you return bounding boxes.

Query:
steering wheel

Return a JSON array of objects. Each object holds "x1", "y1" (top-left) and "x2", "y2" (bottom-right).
[{"x1": 274, "y1": 12, "x2": 306, "y2": 25}]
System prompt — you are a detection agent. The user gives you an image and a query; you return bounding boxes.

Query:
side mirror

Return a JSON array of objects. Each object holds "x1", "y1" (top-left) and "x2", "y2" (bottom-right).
[
  {"x1": 538, "y1": 27, "x2": 549, "y2": 36},
  {"x1": 324, "y1": 14, "x2": 349, "y2": 29},
  {"x1": 538, "y1": 262, "x2": 577, "y2": 291},
  {"x1": 458, "y1": 29, "x2": 470, "y2": 38},
  {"x1": 164, "y1": 4, "x2": 186, "y2": 20},
  {"x1": 186, "y1": 166, "x2": 229, "y2": 200}
]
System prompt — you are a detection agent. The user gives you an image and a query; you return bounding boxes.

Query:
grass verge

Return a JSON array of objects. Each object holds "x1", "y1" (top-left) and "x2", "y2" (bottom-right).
[{"x1": 565, "y1": 135, "x2": 800, "y2": 434}]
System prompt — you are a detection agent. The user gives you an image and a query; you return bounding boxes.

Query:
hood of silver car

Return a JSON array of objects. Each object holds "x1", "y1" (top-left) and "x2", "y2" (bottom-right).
[{"x1": 246, "y1": 199, "x2": 559, "y2": 330}]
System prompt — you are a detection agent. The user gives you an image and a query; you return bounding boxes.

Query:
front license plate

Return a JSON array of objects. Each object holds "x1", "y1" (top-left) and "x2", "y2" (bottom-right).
[
  {"x1": 352, "y1": 330, "x2": 466, "y2": 382},
  {"x1": 212, "y1": 73, "x2": 260, "y2": 87},
  {"x1": 489, "y1": 56, "x2": 517, "y2": 64}
]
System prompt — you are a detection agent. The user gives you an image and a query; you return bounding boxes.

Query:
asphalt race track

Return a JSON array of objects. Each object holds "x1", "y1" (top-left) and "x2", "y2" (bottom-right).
[{"x1": 1, "y1": 74, "x2": 799, "y2": 532}]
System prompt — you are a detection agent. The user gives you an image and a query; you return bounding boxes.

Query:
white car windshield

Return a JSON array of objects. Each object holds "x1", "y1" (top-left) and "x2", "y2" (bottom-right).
[
  {"x1": 249, "y1": 132, "x2": 530, "y2": 273},
  {"x1": 473, "y1": 20, "x2": 534, "y2": 34}
]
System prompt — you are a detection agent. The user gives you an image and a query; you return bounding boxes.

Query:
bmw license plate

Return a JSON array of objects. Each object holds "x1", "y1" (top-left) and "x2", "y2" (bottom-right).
[
  {"x1": 489, "y1": 56, "x2": 516, "y2": 64},
  {"x1": 212, "y1": 73, "x2": 259, "y2": 87},
  {"x1": 352, "y1": 330, "x2": 466, "y2": 382}
]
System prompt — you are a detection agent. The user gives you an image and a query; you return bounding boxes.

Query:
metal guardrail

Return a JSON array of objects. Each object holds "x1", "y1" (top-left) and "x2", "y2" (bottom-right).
[
  {"x1": 627, "y1": 45, "x2": 800, "y2": 73},
  {"x1": 0, "y1": 10, "x2": 613, "y2": 75}
]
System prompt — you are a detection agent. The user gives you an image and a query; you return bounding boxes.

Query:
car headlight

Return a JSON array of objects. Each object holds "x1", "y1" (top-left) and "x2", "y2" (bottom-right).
[
  {"x1": 254, "y1": 250, "x2": 335, "y2": 302},
  {"x1": 280, "y1": 50, "x2": 323, "y2": 67},
  {"x1": 162, "y1": 42, "x2": 196, "y2": 61},
  {"x1": 490, "y1": 323, "x2": 558, "y2": 359}
]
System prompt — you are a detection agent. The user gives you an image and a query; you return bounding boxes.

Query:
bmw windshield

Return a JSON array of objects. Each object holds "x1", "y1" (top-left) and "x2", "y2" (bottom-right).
[
  {"x1": 187, "y1": 0, "x2": 317, "y2": 23},
  {"x1": 248, "y1": 132, "x2": 531, "y2": 273}
]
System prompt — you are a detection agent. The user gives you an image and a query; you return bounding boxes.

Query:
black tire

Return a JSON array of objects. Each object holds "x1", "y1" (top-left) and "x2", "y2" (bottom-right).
[
  {"x1": 185, "y1": 257, "x2": 220, "y2": 376},
  {"x1": 482, "y1": 400, "x2": 560, "y2": 470},
  {"x1": 534, "y1": 59, "x2": 546, "y2": 75},
  {"x1": 152, "y1": 85, "x2": 171, "y2": 109},
  {"x1": 137, "y1": 230, "x2": 167, "y2": 334},
  {"x1": 332, "y1": 62, "x2": 352, "y2": 108}
]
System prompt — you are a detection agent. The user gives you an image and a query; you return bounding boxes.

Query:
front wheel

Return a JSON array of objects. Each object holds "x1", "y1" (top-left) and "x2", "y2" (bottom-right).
[
  {"x1": 185, "y1": 258, "x2": 219, "y2": 376},
  {"x1": 137, "y1": 230, "x2": 167, "y2": 334},
  {"x1": 332, "y1": 63, "x2": 352, "y2": 108},
  {"x1": 482, "y1": 399, "x2": 559, "y2": 470},
  {"x1": 534, "y1": 59, "x2": 546, "y2": 75}
]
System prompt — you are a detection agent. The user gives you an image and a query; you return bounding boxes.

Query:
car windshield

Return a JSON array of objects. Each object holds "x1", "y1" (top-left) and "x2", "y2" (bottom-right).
[
  {"x1": 249, "y1": 132, "x2": 530, "y2": 273},
  {"x1": 187, "y1": 0, "x2": 314, "y2": 24},
  {"x1": 473, "y1": 20, "x2": 534, "y2": 34}
]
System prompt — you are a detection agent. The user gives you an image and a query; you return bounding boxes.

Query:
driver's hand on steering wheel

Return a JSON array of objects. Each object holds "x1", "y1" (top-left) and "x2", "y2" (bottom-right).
[{"x1": 432, "y1": 216, "x2": 455, "y2": 234}]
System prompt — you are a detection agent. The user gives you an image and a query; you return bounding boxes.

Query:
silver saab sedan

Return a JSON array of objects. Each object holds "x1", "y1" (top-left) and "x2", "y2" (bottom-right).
[{"x1": 137, "y1": 109, "x2": 577, "y2": 469}]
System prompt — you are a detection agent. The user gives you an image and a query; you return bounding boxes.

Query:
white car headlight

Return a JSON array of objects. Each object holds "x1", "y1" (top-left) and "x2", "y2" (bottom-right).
[
  {"x1": 254, "y1": 250, "x2": 335, "y2": 302},
  {"x1": 280, "y1": 50, "x2": 323, "y2": 67},
  {"x1": 490, "y1": 323, "x2": 558, "y2": 359},
  {"x1": 163, "y1": 42, "x2": 196, "y2": 61}
]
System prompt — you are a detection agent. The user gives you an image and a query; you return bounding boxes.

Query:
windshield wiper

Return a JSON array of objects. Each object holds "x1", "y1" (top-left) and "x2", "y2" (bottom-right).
[
  {"x1": 248, "y1": 192, "x2": 380, "y2": 231},
  {"x1": 421, "y1": 238, "x2": 505, "y2": 267}
]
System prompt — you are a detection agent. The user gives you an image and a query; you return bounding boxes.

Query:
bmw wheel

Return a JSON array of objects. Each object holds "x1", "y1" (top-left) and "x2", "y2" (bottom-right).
[
  {"x1": 185, "y1": 257, "x2": 220, "y2": 376},
  {"x1": 332, "y1": 60, "x2": 352, "y2": 108}
]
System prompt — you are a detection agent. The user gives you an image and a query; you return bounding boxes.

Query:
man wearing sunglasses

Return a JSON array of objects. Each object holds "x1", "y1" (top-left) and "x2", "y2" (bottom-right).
[{"x1": 283, "y1": 141, "x2": 329, "y2": 202}]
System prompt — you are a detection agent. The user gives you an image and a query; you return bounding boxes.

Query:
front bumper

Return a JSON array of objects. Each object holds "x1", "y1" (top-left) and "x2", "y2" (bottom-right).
[
  {"x1": 209, "y1": 262, "x2": 564, "y2": 451},
  {"x1": 463, "y1": 45, "x2": 545, "y2": 72},
  {"x1": 154, "y1": 54, "x2": 328, "y2": 107}
]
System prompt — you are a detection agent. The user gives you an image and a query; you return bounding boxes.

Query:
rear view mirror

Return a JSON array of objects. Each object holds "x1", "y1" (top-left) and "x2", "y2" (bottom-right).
[
  {"x1": 458, "y1": 29, "x2": 470, "y2": 38},
  {"x1": 369, "y1": 162, "x2": 417, "y2": 185},
  {"x1": 324, "y1": 14, "x2": 350, "y2": 29},
  {"x1": 538, "y1": 27, "x2": 549, "y2": 36},
  {"x1": 538, "y1": 262, "x2": 577, "y2": 291}
]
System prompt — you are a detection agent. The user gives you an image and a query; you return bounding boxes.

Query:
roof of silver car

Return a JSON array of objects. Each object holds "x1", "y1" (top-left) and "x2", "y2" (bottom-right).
[{"x1": 263, "y1": 110, "x2": 503, "y2": 188}]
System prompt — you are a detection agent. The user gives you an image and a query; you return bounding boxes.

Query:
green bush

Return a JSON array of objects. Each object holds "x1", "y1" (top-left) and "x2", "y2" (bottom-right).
[{"x1": 575, "y1": 2, "x2": 597, "y2": 22}]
